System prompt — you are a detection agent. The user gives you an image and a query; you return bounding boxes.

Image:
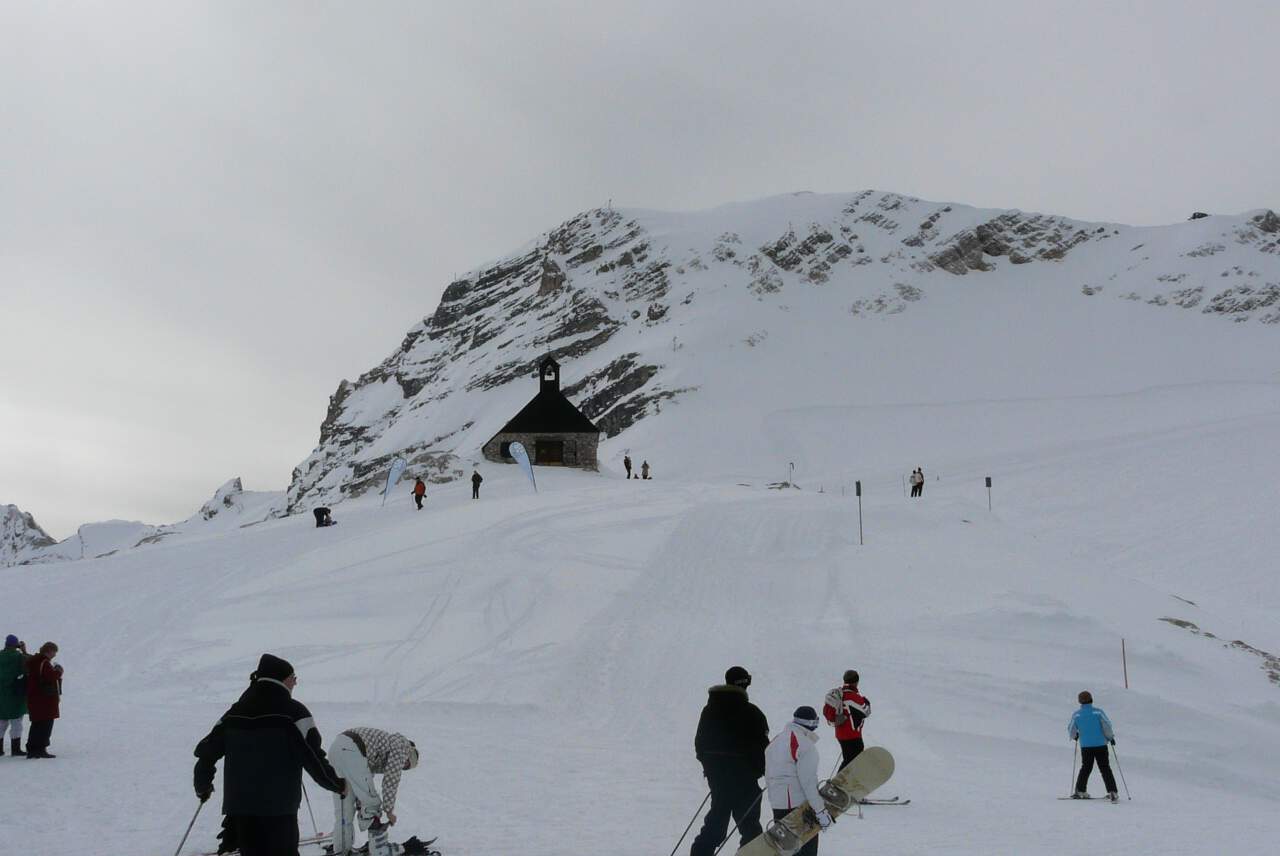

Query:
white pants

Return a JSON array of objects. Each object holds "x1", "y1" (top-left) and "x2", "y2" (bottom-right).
[
  {"x1": 329, "y1": 733, "x2": 383, "y2": 855},
  {"x1": 0, "y1": 718, "x2": 23, "y2": 740}
]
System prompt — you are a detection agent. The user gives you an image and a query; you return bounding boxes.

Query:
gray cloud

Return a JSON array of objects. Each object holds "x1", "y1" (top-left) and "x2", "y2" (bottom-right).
[{"x1": 2, "y1": 0, "x2": 1276, "y2": 537}]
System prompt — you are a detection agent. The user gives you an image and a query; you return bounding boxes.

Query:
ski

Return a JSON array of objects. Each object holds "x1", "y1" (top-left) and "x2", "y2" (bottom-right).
[
  {"x1": 198, "y1": 832, "x2": 332, "y2": 856},
  {"x1": 1057, "y1": 795, "x2": 1118, "y2": 802},
  {"x1": 858, "y1": 798, "x2": 910, "y2": 805}
]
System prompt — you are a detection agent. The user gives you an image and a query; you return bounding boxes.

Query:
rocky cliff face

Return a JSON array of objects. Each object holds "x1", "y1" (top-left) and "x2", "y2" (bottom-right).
[
  {"x1": 0, "y1": 504, "x2": 58, "y2": 567},
  {"x1": 285, "y1": 191, "x2": 1280, "y2": 512}
]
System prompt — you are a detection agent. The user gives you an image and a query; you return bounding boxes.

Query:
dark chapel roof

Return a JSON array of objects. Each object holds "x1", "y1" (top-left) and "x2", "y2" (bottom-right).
[{"x1": 498, "y1": 389, "x2": 599, "y2": 434}]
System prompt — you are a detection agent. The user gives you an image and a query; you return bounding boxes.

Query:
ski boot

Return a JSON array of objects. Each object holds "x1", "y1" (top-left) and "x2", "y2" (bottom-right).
[
  {"x1": 1107, "y1": 791, "x2": 1119, "y2": 803},
  {"x1": 1070, "y1": 791, "x2": 1090, "y2": 799}
]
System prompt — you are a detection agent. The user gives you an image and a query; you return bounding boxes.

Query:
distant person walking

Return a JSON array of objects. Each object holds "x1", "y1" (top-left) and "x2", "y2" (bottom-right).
[
  {"x1": 413, "y1": 478, "x2": 426, "y2": 510},
  {"x1": 194, "y1": 654, "x2": 347, "y2": 856},
  {"x1": 764, "y1": 706, "x2": 833, "y2": 856},
  {"x1": 690, "y1": 666, "x2": 769, "y2": 856},
  {"x1": 822, "y1": 669, "x2": 870, "y2": 768},
  {"x1": 641, "y1": 460, "x2": 651, "y2": 480},
  {"x1": 0, "y1": 635, "x2": 29, "y2": 756},
  {"x1": 624, "y1": 455, "x2": 633, "y2": 479},
  {"x1": 471, "y1": 468, "x2": 483, "y2": 499},
  {"x1": 1069, "y1": 690, "x2": 1118, "y2": 801},
  {"x1": 25, "y1": 641, "x2": 62, "y2": 759}
]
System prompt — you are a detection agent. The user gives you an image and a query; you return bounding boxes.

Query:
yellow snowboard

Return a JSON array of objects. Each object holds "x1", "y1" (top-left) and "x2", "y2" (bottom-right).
[{"x1": 735, "y1": 746, "x2": 895, "y2": 856}]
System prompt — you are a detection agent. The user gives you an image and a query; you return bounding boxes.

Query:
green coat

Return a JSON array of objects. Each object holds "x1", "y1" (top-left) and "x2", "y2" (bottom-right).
[{"x1": 0, "y1": 648, "x2": 28, "y2": 720}]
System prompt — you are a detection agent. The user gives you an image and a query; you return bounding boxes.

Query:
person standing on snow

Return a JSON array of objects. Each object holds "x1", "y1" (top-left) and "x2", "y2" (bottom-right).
[
  {"x1": 641, "y1": 460, "x2": 651, "y2": 480},
  {"x1": 764, "y1": 707, "x2": 833, "y2": 856},
  {"x1": 822, "y1": 670, "x2": 870, "y2": 768},
  {"x1": 413, "y1": 478, "x2": 427, "y2": 510},
  {"x1": 194, "y1": 654, "x2": 347, "y2": 856},
  {"x1": 624, "y1": 454, "x2": 633, "y2": 479},
  {"x1": 329, "y1": 727, "x2": 420, "y2": 856},
  {"x1": 0, "y1": 635, "x2": 29, "y2": 756},
  {"x1": 1069, "y1": 690, "x2": 1118, "y2": 801},
  {"x1": 471, "y1": 468, "x2": 483, "y2": 499},
  {"x1": 24, "y1": 641, "x2": 62, "y2": 759},
  {"x1": 690, "y1": 666, "x2": 769, "y2": 856}
]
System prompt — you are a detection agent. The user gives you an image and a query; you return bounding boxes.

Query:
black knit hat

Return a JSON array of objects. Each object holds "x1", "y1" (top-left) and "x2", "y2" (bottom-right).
[
  {"x1": 725, "y1": 666, "x2": 752, "y2": 688},
  {"x1": 253, "y1": 653, "x2": 295, "y2": 683},
  {"x1": 793, "y1": 706, "x2": 820, "y2": 729}
]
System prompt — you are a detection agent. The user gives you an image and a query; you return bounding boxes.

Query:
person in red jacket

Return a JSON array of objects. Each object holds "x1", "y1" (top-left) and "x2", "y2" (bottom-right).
[
  {"x1": 25, "y1": 641, "x2": 62, "y2": 759},
  {"x1": 822, "y1": 669, "x2": 870, "y2": 769},
  {"x1": 413, "y1": 479, "x2": 426, "y2": 510}
]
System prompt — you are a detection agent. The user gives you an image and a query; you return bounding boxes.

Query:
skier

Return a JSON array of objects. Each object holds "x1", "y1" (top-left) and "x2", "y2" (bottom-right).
[
  {"x1": 194, "y1": 654, "x2": 347, "y2": 856},
  {"x1": 624, "y1": 454, "x2": 633, "y2": 479},
  {"x1": 471, "y1": 468, "x2": 483, "y2": 499},
  {"x1": 0, "y1": 635, "x2": 28, "y2": 756},
  {"x1": 641, "y1": 460, "x2": 651, "y2": 480},
  {"x1": 314, "y1": 507, "x2": 335, "y2": 527},
  {"x1": 24, "y1": 641, "x2": 61, "y2": 759},
  {"x1": 1069, "y1": 690, "x2": 1118, "y2": 801},
  {"x1": 329, "y1": 727, "x2": 420, "y2": 856},
  {"x1": 413, "y1": 478, "x2": 427, "y2": 510},
  {"x1": 764, "y1": 707, "x2": 833, "y2": 856},
  {"x1": 690, "y1": 666, "x2": 769, "y2": 856},
  {"x1": 822, "y1": 670, "x2": 870, "y2": 768}
]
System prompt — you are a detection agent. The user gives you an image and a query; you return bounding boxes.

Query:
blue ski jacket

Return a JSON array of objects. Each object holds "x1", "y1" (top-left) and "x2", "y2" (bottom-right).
[{"x1": 1068, "y1": 704, "x2": 1115, "y2": 748}]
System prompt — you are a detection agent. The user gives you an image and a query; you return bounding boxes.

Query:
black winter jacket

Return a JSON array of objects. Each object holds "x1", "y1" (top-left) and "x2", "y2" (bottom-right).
[
  {"x1": 694, "y1": 684, "x2": 769, "y2": 778},
  {"x1": 194, "y1": 678, "x2": 345, "y2": 816}
]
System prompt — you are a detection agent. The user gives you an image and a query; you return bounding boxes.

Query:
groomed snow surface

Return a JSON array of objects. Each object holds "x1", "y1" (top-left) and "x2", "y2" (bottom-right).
[{"x1": 4, "y1": 380, "x2": 1280, "y2": 856}]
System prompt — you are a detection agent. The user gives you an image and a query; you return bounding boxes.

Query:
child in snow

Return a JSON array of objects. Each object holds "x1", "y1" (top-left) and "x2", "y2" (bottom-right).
[{"x1": 1069, "y1": 690, "x2": 1118, "y2": 801}]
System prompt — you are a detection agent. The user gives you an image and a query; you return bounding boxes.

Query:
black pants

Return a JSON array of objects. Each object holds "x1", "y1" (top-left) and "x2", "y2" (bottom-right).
[
  {"x1": 472, "y1": 484, "x2": 480, "y2": 499},
  {"x1": 414, "y1": 493, "x2": 423, "y2": 509},
  {"x1": 772, "y1": 808, "x2": 819, "y2": 856},
  {"x1": 1077, "y1": 745, "x2": 1118, "y2": 794},
  {"x1": 233, "y1": 815, "x2": 300, "y2": 856},
  {"x1": 27, "y1": 719, "x2": 54, "y2": 755},
  {"x1": 838, "y1": 737, "x2": 864, "y2": 768},
  {"x1": 690, "y1": 765, "x2": 762, "y2": 856}
]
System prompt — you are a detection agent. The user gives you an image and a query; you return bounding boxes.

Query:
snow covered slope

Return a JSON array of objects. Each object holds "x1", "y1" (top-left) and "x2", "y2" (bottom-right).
[
  {"x1": 286, "y1": 191, "x2": 1280, "y2": 512},
  {"x1": 1, "y1": 478, "x2": 282, "y2": 567},
  {"x1": 3, "y1": 385, "x2": 1279, "y2": 855}
]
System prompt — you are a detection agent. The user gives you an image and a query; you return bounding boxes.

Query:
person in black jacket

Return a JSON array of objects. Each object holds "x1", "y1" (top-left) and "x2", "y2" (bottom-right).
[
  {"x1": 690, "y1": 666, "x2": 769, "y2": 856},
  {"x1": 194, "y1": 654, "x2": 347, "y2": 856}
]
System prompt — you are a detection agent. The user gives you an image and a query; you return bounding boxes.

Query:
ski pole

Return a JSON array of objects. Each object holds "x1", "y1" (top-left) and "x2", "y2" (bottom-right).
[
  {"x1": 1070, "y1": 739, "x2": 1078, "y2": 796},
  {"x1": 173, "y1": 800, "x2": 205, "y2": 856},
  {"x1": 668, "y1": 790, "x2": 712, "y2": 856},
  {"x1": 302, "y1": 781, "x2": 320, "y2": 839},
  {"x1": 1110, "y1": 744, "x2": 1132, "y2": 800},
  {"x1": 711, "y1": 788, "x2": 757, "y2": 854}
]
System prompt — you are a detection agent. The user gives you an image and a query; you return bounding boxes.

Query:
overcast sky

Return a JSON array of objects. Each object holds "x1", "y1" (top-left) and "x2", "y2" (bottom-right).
[{"x1": 2, "y1": 1, "x2": 1276, "y2": 539}]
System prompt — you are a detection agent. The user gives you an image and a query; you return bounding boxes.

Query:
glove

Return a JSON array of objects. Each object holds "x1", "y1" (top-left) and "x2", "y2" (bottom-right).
[
  {"x1": 387, "y1": 811, "x2": 398, "y2": 826},
  {"x1": 196, "y1": 787, "x2": 213, "y2": 803},
  {"x1": 1072, "y1": 734, "x2": 1079, "y2": 741},
  {"x1": 814, "y1": 809, "x2": 833, "y2": 830},
  {"x1": 1109, "y1": 739, "x2": 1116, "y2": 746}
]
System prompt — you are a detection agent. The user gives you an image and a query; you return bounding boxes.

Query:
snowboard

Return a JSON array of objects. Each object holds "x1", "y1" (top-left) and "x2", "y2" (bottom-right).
[{"x1": 735, "y1": 746, "x2": 894, "y2": 856}]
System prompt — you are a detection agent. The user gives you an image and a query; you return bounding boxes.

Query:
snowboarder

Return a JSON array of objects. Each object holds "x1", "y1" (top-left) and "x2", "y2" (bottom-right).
[
  {"x1": 194, "y1": 654, "x2": 348, "y2": 856},
  {"x1": 764, "y1": 707, "x2": 833, "y2": 856},
  {"x1": 624, "y1": 454, "x2": 633, "y2": 479},
  {"x1": 24, "y1": 641, "x2": 61, "y2": 759},
  {"x1": 1069, "y1": 690, "x2": 1118, "y2": 801},
  {"x1": 329, "y1": 727, "x2": 420, "y2": 856},
  {"x1": 0, "y1": 635, "x2": 29, "y2": 756},
  {"x1": 641, "y1": 460, "x2": 651, "y2": 480},
  {"x1": 314, "y1": 507, "x2": 335, "y2": 527},
  {"x1": 413, "y1": 478, "x2": 426, "y2": 510},
  {"x1": 690, "y1": 666, "x2": 769, "y2": 856},
  {"x1": 822, "y1": 669, "x2": 870, "y2": 768},
  {"x1": 471, "y1": 468, "x2": 483, "y2": 499}
]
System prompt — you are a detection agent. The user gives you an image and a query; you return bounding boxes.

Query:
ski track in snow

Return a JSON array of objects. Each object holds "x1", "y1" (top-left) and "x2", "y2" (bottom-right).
[{"x1": 3, "y1": 385, "x2": 1280, "y2": 854}]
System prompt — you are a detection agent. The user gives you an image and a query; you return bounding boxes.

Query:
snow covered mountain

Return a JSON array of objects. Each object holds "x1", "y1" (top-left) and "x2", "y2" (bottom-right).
[
  {"x1": 0, "y1": 478, "x2": 282, "y2": 567},
  {"x1": 286, "y1": 191, "x2": 1280, "y2": 512}
]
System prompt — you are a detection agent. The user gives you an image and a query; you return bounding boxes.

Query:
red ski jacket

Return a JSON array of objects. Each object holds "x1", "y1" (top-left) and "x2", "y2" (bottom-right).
[{"x1": 822, "y1": 686, "x2": 869, "y2": 741}]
